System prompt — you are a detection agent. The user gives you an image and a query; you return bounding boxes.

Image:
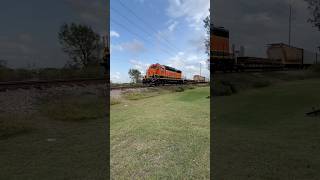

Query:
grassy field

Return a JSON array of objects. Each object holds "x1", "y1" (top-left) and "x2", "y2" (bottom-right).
[
  {"x1": 213, "y1": 78, "x2": 320, "y2": 179},
  {"x1": 111, "y1": 86, "x2": 210, "y2": 179},
  {"x1": 0, "y1": 91, "x2": 108, "y2": 179},
  {"x1": 213, "y1": 69, "x2": 320, "y2": 96}
]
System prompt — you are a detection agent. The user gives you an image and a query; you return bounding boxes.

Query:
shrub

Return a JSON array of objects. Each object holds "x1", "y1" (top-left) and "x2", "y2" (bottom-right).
[
  {"x1": 175, "y1": 86, "x2": 185, "y2": 92},
  {"x1": 111, "y1": 98, "x2": 121, "y2": 105},
  {"x1": 220, "y1": 80, "x2": 238, "y2": 93},
  {"x1": 0, "y1": 117, "x2": 33, "y2": 139},
  {"x1": 123, "y1": 92, "x2": 146, "y2": 100},
  {"x1": 252, "y1": 80, "x2": 271, "y2": 88},
  {"x1": 39, "y1": 95, "x2": 105, "y2": 121},
  {"x1": 213, "y1": 82, "x2": 233, "y2": 96},
  {"x1": 310, "y1": 64, "x2": 320, "y2": 73}
]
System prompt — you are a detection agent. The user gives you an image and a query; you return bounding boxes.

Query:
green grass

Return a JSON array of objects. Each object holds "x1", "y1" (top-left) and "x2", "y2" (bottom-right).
[
  {"x1": 121, "y1": 85, "x2": 199, "y2": 101},
  {"x1": 0, "y1": 114, "x2": 33, "y2": 140},
  {"x1": 39, "y1": 94, "x2": 106, "y2": 121},
  {"x1": 111, "y1": 87, "x2": 210, "y2": 179},
  {"x1": 0, "y1": 93, "x2": 108, "y2": 179},
  {"x1": 122, "y1": 91, "x2": 160, "y2": 100},
  {"x1": 213, "y1": 70, "x2": 320, "y2": 96},
  {"x1": 111, "y1": 97, "x2": 121, "y2": 105},
  {"x1": 213, "y1": 79, "x2": 320, "y2": 179}
]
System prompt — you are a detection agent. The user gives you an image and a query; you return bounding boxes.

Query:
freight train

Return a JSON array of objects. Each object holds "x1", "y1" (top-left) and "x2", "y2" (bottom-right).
[
  {"x1": 142, "y1": 63, "x2": 207, "y2": 85},
  {"x1": 211, "y1": 26, "x2": 319, "y2": 72},
  {"x1": 142, "y1": 63, "x2": 184, "y2": 85}
]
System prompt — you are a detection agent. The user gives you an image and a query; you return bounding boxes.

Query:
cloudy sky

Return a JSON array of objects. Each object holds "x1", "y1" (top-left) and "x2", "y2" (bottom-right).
[
  {"x1": 213, "y1": 0, "x2": 320, "y2": 57},
  {"x1": 110, "y1": 0, "x2": 210, "y2": 83},
  {"x1": 0, "y1": 0, "x2": 106, "y2": 68}
]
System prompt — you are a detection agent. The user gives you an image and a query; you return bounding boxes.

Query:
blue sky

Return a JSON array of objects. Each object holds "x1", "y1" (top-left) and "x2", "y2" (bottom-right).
[{"x1": 110, "y1": 0, "x2": 210, "y2": 83}]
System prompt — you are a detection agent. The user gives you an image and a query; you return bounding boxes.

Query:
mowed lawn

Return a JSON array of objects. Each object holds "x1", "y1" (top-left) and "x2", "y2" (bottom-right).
[
  {"x1": 111, "y1": 87, "x2": 210, "y2": 179},
  {"x1": 0, "y1": 92, "x2": 108, "y2": 179},
  {"x1": 213, "y1": 79, "x2": 320, "y2": 179}
]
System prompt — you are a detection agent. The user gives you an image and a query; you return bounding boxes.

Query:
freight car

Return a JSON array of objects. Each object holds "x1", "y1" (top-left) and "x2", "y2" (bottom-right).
[
  {"x1": 267, "y1": 43, "x2": 319, "y2": 68},
  {"x1": 142, "y1": 63, "x2": 184, "y2": 85},
  {"x1": 211, "y1": 26, "x2": 319, "y2": 72},
  {"x1": 193, "y1": 75, "x2": 206, "y2": 82}
]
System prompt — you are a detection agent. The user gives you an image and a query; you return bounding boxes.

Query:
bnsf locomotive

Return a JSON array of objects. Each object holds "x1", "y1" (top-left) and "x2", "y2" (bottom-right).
[
  {"x1": 142, "y1": 63, "x2": 184, "y2": 85},
  {"x1": 211, "y1": 26, "x2": 235, "y2": 72},
  {"x1": 211, "y1": 26, "x2": 319, "y2": 72}
]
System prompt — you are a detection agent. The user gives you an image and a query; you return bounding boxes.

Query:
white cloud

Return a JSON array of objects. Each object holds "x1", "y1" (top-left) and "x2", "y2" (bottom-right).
[
  {"x1": 188, "y1": 34, "x2": 207, "y2": 53},
  {"x1": 166, "y1": 0, "x2": 209, "y2": 30},
  {"x1": 168, "y1": 21, "x2": 179, "y2": 32},
  {"x1": 129, "y1": 59, "x2": 150, "y2": 75},
  {"x1": 243, "y1": 13, "x2": 272, "y2": 25},
  {"x1": 111, "y1": 39, "x2": 146, "y2": 54},
  {"x1": 110, "y1": 44, "x2": 123, "y2": 52},
  {"x1": 19, "y1": 33, "x2": 33, "y2": 42},
  {"x1": 166, "y1": 51, "x2": 209, "y2": 79},
  {"x1": 111, "y1": 72, "x2": 121, "y2": 82},
  {"x1": 64, "y1": 0, "x2": 106, "y2": 33},
  {"x1": 110, "y1": 71, "x2": 132, "y2": 83},
  {"x1": 122, "y1": 40, "x2": 146, "y2": 53},
  {"x1": 110, "y1": 30, "x2": 120, "y2": 38},
  {"x1": 0, "y1": 40, "x2": 35, "y2": 55}
]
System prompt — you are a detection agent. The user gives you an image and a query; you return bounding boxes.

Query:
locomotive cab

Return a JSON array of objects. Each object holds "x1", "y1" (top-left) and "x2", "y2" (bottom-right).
[{"x1": 143, "y1": 63, "x2": 183, "y2": 85}]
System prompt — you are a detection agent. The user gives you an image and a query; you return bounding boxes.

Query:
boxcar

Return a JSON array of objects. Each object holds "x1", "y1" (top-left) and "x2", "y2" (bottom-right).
[
  {"x1": 193, "y1": 75, "x2": 205, "y2": 82},
  {"x1": 267, "y1": 43, "x2": 304, "y2": 68}
]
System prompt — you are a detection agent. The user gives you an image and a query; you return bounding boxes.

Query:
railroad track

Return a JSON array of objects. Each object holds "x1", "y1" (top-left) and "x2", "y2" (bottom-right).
[
  {"x1": 0, "y1": 78, "x2": 209, "y2": 91},
  {"x1": 0, "y1": 78, "x2": 107, "y2": 91},
  {"x1": 213, "y1": 68, "x2": 302, "y2": 74}
]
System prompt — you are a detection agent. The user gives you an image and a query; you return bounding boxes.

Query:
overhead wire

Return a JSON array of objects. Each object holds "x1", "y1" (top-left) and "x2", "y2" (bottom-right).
[
  {"x1": 110, "y1": 18, "x2": 177, "y2": 57},
  {"x1": 110, "y1": 6, "x2": 180, "y2": 55},
  {"x1": 116, "y1": 0, "x2": 182, "y2": 53}
]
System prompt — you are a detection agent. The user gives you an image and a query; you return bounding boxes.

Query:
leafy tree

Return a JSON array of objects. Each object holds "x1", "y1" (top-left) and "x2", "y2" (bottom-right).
[
  {"x1": 58, "y1": 23, "x2": 101, "y2": 68},
  {"x1": 204, "y1": 12, "x2": 210, "y2": 58},
  {"x1": 203, "y1": 9, "x2": 211, "y2": 70},
  {"x1": 128, "y1": 69, "x2": 141, "y2": 83},
  {"x1": 305, "y1": 0, "x2": 320, "y2": 30}
]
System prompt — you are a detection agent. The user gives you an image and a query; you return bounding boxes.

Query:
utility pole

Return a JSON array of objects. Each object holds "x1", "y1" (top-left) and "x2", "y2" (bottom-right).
[
  {"x1": 200, "y1": 63, "x2": 202, "y2": 76},
  {"x1": 289, "y1": 3, "x2": 292, "y2": 46}
]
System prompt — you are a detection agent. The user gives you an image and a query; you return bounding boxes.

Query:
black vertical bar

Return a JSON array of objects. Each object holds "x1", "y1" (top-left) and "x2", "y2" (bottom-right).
[
  {"x1": 210, "y1": 0, "x2": 214, "y2": 179},
  {"x1": 106, "y1": 0, "x2": 110, "y2": 178}
]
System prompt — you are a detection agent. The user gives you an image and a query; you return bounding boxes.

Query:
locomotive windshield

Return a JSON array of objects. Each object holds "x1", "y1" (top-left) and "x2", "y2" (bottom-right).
[
  {"x1": 212, "y1": 27, "x2": 229, "y2": 38},
  {"x1": 164, "y1": 65, "x2": 181, "y2": 73}
]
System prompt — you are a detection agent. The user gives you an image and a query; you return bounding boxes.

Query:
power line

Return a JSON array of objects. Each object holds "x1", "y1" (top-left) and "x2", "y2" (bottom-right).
[
  {"x1": 110, "y1": 6, "x2": 180, "y2": 55},
  {"x1": 116, "y1": 0, "x2": 181, "y2": 53},
  {"x1": 110, "y1": 18, "x2": 176, "y2": 57}
]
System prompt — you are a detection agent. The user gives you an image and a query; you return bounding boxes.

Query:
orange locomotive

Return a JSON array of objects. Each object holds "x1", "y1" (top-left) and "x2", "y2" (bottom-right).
[
  {"x1": 211, "y1": 26, "x2": 235, "y2": 72},
  {"x1": 142, "y1": 63, "x2": 184, "y2": 85}
]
